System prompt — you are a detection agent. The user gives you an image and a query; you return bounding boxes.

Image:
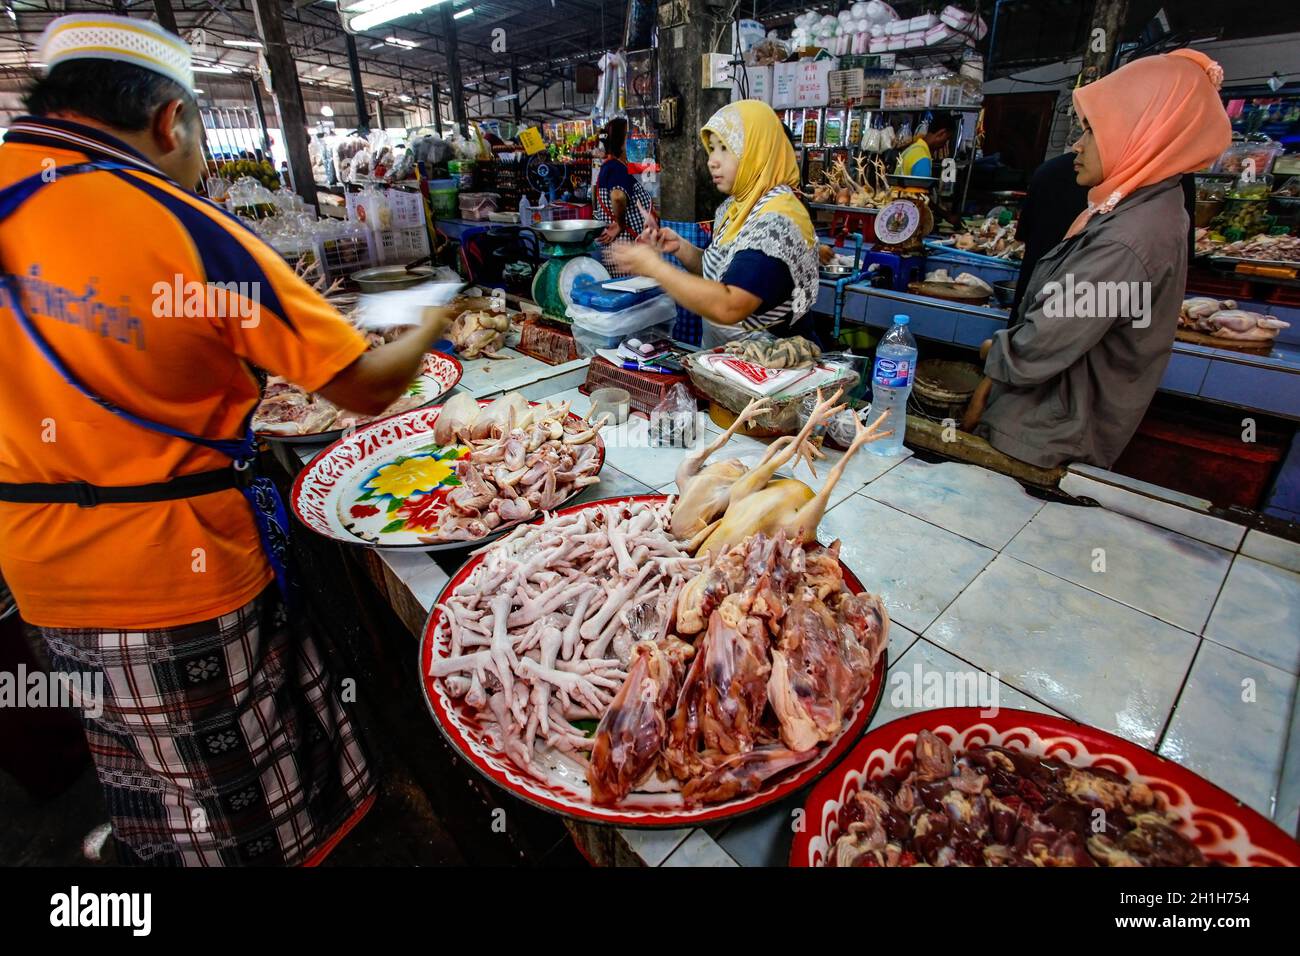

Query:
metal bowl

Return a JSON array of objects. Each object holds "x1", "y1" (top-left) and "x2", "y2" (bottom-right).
[
  {"x1": 820, "y1": 263, "x2": 856, "y2": 279},
  {"x1": 992, "y1": 279, "x2": 1019, "y2": 306},
  {"x1": 351, "y1": 265, "x2": 435, "y2": 292},
  {"x1": 529, "y1": 219, "x2": 607, "y2": 244}
]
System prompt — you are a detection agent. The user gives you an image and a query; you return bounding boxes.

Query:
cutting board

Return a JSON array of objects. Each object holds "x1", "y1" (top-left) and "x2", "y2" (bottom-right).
[
  {"x1": 908, "y1": 281, "x2": 991, "y2": 305},
  {"x1": 1174, "y1": 328, "x2": 1275, "y2": 353}
]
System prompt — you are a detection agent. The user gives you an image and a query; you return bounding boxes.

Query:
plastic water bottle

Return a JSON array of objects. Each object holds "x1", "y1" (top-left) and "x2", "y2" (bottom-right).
[{"x1": 866, "y1": 314, "x2": 918, "y2": 457}]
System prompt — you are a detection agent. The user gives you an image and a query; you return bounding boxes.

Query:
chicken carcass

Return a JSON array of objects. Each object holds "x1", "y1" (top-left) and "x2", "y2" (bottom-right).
[
  {"x1": 669, "y1": 396, "x2": 771, "y2": 540},
  {"x1": 450, "y1": 309, "x2": 511, "y2": 359},
  {"x1": 768, "y1": 576, "x2": 888, "y2": 751},
  {"x1": 587, "y1": 637, "x2": 695, "y2": 805},
  {"x1": 1178, "y1": 297, "x2": 1234, "y2": 323},
  {"x1": 1192, "y1": 309, "x2": 1289, "y2": 341}
]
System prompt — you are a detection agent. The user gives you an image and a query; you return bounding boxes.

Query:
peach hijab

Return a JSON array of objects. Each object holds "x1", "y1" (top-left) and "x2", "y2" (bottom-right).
[{"x1": 1066, "y1": 48, "x2": 1232, "y2": 238}]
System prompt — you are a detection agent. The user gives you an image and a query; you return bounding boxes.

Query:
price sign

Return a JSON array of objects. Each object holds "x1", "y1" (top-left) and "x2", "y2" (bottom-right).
[
  {"x1": 520, "y1": 126, "x2": 545, "y2": 155},
  {"x1": 794, "y1": 60, "x2": 832, "y2": 108},
  {"x1": 772, "y1": 62, "x2": 798, "y2": 108}
]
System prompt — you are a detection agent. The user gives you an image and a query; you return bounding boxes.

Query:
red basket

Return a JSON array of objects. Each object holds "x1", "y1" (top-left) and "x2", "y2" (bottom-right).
[
  {"x1": 581, "y1": 357, "x2": 688, "y2": 416},
  {"x1": 550, "y1": 201, "x2": 593, "y2": 221},
  {"x1": 516, "y1": 316, "x2": 579, "y2": 365}
]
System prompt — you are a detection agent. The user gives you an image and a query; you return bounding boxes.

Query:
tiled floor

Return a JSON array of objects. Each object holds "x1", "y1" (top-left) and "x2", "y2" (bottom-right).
[{"x1": 363, "y1": 385, "x2": 1300, "y2": 866}]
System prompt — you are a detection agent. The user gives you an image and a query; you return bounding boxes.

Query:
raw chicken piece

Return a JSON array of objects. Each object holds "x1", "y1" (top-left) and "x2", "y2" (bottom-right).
[
  {"x1": 433, "y1": 392, "x2": 482, "y2": 446},
  {"x1": 670, "y1": 396, "x2": 771, "y2": 540},
  {"x1": 1178, "y1": 297, "x2": 1233, "y2": 323},
  {"x1": 767, "y1": 584, "x2": 888, "y2": 751},
  {"x1": 450, "y1": 309, "x2": 511, "y2": 359},
  {"x1": 587, "y1": 637, "x2": 695, "y2": 805},
  {"x1": 694, "y1": 405, "x2": 891, "y2": 556},
  {"x1": 664, "y1": 594, "x2": 773, "y2": 778},
  {"x1": 1196, "y1": 309, "x2": 1289, "y2": 337},
  {"x1": 680, "y1": 745, "x2": 818, "y2": 805}
]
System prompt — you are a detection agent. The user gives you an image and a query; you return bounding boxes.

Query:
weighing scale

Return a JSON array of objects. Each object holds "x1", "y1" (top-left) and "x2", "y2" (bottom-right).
[
  {"x1": 528, "y1": 219, "x2": 610, "y2": 323},
  {"x1": 873, "y1": 175, "x2": 937, "y2": 256}
]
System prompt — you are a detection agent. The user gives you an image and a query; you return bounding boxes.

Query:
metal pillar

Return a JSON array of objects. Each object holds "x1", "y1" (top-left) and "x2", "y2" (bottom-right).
[
  {"x1": 431, "y1": 74, "x2": 444, "y2": 136},
  {"x1": 510, "y1": 55, "x2": 522, "y2": 126},
  {"x1": 250, "y1": 0, "x2": 317, "y2": 208},
  {"x1": 249, "y1": 78, "x2": 272, "y2": 155},
  {"x1": 152, "y1": 0, "x2": 179, "y2": 35},
  {"x1": 345, "y1": 32, "x2": 371, "y2": 135},
  {"x1": 439, "y1": 3, "x2": 468, "y2": 135}
]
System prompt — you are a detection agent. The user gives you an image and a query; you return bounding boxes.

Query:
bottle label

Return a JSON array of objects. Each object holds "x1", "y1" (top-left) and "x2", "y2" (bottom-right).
[{"x1": 873, "y1": 356, "x2": 913, "y2": 389}]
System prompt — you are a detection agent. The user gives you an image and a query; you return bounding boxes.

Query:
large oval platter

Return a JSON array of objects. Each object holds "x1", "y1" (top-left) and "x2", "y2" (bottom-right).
[
  {"x1": 419, "y1": 494, "x2": 888, "y2": 827},
  {"x1": 291, "y1": 398, "x2": 604, "y2": 551}
]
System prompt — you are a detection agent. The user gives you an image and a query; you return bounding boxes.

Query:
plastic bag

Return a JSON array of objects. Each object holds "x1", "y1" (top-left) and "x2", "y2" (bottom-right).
[{"x1": 649, "y1": 383, "x2": 701, "y2": 449}]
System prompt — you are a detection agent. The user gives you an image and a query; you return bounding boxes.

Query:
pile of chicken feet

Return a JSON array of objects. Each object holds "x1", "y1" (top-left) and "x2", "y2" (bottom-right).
[{"x1": 430, "y1": 499, "x2": 706, "y2": 771}]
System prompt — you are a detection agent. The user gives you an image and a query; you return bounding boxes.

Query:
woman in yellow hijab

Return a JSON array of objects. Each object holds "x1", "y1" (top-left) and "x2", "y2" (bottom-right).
[{"x1": 610, "y1": 101, "x2": 821, "y2": 348}]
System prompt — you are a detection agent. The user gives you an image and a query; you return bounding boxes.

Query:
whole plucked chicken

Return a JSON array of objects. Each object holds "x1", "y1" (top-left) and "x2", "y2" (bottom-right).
[
  {"x1": 1179, "y1": 297, "x2": 1290, "y2": 343},
  {"x1": 450, "y1": 308, "x2": 512, "y2": 359},
  {"x1": 674, "y1": 388, "x2": 891, "y2": 559}
]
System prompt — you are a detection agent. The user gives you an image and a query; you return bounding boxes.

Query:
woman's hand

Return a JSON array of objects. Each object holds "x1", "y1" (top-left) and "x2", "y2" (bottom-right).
[
  {"x1": 639, "y1": 225, "x2": 682, "y2": 255},
  {"x1": 610, "y1": 242, "x2": 663, "y2": 277},
  {"x1": 979, "y1": 338, "x2": 993, "y2": 361},
  {"x1": 961, "y1": 377, "x2": 993, "y2": 433},
  {"x1": 598, "y1": 221, "x2": 621, "y2": 245}
]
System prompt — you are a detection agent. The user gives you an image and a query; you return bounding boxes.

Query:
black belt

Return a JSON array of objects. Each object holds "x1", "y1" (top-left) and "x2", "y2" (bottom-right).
[{"x1": 0, "y1": 466, "x2": 245, "y2": 508}]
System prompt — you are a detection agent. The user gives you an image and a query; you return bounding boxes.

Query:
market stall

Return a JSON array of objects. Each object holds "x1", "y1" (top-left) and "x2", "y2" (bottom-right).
[{"x1": 6, "y1": 0, "x2": 1300, "y2": 891}]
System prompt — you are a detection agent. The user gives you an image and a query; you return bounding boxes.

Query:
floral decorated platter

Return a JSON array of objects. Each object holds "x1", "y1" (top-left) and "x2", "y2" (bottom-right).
[
  {"x1": 790, "y1": 708, "x2": 1300, "y2": 867},
  {"x1": 255, "y1": 350, "x2": 462, "y2": 445},
  {"x1": 290, "y1": 399, "x2": 604, "y2": 551}
]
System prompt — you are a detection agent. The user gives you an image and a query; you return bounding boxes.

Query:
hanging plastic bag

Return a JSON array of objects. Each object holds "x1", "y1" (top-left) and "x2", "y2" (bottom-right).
[{"x1": 591, "y1": 51, "x2": 627, "y2": 127}]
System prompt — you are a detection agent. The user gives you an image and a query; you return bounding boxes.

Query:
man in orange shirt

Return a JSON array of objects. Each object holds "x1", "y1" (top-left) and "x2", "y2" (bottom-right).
[{"x1": 0, "y1": 16, "x2": 451, "y2": 865}]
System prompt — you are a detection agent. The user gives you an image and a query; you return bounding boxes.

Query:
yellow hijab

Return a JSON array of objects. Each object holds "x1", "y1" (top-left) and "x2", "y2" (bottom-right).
[{"x1": 700, "y1": 101, "x2": 815, "y2": 247}]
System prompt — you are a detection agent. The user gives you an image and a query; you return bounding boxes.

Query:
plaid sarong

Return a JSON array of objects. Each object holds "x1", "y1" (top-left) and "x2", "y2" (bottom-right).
[{"x1": 37, "y1": 585, "x2": 375, "y2": 866}]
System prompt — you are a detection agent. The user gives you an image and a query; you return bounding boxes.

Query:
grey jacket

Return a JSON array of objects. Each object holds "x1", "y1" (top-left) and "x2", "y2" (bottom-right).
[{"x1": 978, "y1": 175, "x2": 1188, "y2": 468}]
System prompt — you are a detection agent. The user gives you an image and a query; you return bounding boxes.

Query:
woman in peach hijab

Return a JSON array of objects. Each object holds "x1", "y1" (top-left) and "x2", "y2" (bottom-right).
[{"x1": 963, "y1": 49, "x2": 1231, "y2": 469}]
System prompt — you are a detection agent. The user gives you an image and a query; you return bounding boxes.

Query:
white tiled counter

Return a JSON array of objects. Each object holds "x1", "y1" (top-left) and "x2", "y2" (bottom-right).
[{"x1": 282, "y1": 375, "x2": 1300, "y2": 866}]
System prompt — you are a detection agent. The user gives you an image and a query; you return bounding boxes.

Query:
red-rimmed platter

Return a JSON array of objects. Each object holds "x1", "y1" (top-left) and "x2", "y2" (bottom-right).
[
  {"x1": 255, "y1": 350, "x2": 463, "y2": 445},
  {"x1": 290, "y1": 398, "x2": 604, "y2": 551},
  {"x1": 790, "y1": 707, "x2": 1300, "y2": 867},
  {"x1": 419, "y1": 493, "x2": 888, "y2": 827}
]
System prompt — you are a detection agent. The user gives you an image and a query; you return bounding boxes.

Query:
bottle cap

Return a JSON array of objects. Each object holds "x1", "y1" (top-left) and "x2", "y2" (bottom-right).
[{"x1": 893, "y1": 313, "x2": 910, "y2": 325}]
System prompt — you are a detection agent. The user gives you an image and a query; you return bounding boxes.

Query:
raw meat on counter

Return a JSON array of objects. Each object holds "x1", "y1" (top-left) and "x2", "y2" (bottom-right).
[
  {"x1": 827, "y1": 729, "x2": 1209, "y2": 867},
  {"x1": 1178, "y1": 298, "x2": 1290, "y2": 343},
  {"x1": 430, "y1": 500, "x2": 706, "y2": 773},
  {"x1": 944, "y1": 217, "x2": 1024, "y2": 260},
  {"x1": 449, "y1": 309, "x2": 512, "y2": 359},
  {"x1": 675, "y1": 389, "x2": 891, "y2": 556},
  {"x1": 418, "y1": 391, "x2": 604, "y2": 540},
  {"x1": 252, "y1": 379, "x2": 429, "y2": 435},
  {"x1": 589, "y1": 532, "x2": 888, "y2": 805},
  {"x1": 1215, "y1": 233, "x2": 1300, "y2": 263},
  {"x1": 723, "y1": 335, "x2": 821, "y2": 369}
]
